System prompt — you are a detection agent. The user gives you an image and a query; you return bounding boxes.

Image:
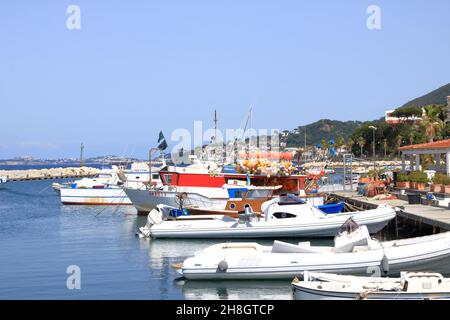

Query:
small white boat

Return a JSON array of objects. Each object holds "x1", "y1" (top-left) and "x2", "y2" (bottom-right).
[
  {"x1": 0, "y1": 175, "x2": 7, "y2": 189},
  {"x1": 179, "y1": 222, "x2": 450, "y2": 280},
  {"x1": 138, "y1": 195, "x2": 396, "y2": 238},
  {"x1": 59, "y1": 163, "x2": 162, "y2": 205},
  {"x1": 292, "y1": 271, "x2": 450, "y2": 300}
]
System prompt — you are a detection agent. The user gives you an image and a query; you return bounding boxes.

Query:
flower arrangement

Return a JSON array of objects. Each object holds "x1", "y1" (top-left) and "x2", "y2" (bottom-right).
[{"x1": 236, "y1": 159, "x2": 295, "y2": 177}]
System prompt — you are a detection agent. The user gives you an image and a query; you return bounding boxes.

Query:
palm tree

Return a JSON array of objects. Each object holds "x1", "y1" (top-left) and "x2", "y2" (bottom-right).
[
  {"x1": 357, "y1": 137, "x2": 366, "y2": 157},
  {"x1": 347, "y1": 138, "x2": 355, "y2": 155},
  {"x1": 396, "y1": 135, "x2": 403, "y2": 158},
  {"x1": 408, "y1": 131, "x2": 415, "y2": 146},
  {"x1": 383, "y1": 138, "x2": 388, "y2": 159},
  {"x1": 422, "y1": 105, "x2": 445, "y2": 142}
]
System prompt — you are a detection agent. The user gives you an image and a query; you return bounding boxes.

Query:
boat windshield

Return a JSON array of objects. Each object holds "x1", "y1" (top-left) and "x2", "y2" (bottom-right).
[
  {"x1": 337, "y1": 217, "x2": 359, "y2": 235},
  {"x1": 97, "y1": 174, "x2": 113, "y2": 178},
  {"x1": 278, "y1": 194, "x2": 306, "y2": 205},
  {"x1": 245, "y1": 189, "x2": 272, "y2": 198}
]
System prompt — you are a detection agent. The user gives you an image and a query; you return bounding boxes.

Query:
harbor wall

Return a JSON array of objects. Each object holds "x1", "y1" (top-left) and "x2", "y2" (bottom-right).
[{"x1": 0, "y1": 167, "x2": 99, "y2": 181}]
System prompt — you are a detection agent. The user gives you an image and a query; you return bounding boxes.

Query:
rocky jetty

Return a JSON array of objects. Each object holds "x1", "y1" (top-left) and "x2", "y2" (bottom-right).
[{"x1": 0, "y1": 167, "x2": 99, "y2": 181}]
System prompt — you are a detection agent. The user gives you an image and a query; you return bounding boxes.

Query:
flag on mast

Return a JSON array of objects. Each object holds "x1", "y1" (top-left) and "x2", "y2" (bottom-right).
[{"x1": 157, "y1": 131, "x2": 168, "y2": 151}]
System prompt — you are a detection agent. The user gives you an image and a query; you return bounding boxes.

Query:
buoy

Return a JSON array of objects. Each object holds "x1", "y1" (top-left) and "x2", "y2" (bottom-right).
[
  {"x1": 217, "y1": 260, "x2": 228, "y2": 272},
  {"x1": 381, "y1": 255, "x2": 389, "y2": 274}
]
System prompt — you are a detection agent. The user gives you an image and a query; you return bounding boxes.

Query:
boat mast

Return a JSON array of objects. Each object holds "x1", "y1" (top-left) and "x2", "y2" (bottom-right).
[{"x1": 80, "y1": 143, "x2": 84, "y2": 167}]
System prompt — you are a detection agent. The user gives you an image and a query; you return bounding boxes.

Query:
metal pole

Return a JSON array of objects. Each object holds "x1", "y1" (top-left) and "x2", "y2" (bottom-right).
[
  {"x1": 373, "y1": 129, "x2": 376, "y2": 179},
  {"x1": 343, "y1": 154, "x2": 346, "y2": 191},
  {"x1": 304, "y1": 130, "x2": 307, "y2": 164},
  {"x1": 148, "y1": 149, "x2": 152, "y2": 186}
]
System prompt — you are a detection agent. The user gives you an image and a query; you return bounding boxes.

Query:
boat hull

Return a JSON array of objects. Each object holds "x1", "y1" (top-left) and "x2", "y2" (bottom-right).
[
  {"x1": 181, "y1": 233, "x2": 450, "y2": 280},
  {"x1": 124, "y1": 187, "x2": 228, "y2": 213},
  {"x1": 60, "y1": 187, "x2": 131, "y2": 205},
  {"x1": 292, "y1": 285, "x2": 450, "y2": 300},
  {"x1": 146, "y1": 207, "x2": 395, "y2": 239}
]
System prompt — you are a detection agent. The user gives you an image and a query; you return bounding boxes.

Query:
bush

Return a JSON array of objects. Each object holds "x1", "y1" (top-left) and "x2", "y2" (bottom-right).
[
  {"x1": 397, "y1": 173, "x2": 409, "y2": 182},
  {"x1": 441, "y1": 175, "x2": 450, "y2": 186},
  {"x1": 433, "y1": 172, "x2": 447, "y2": 185},
  {"x1": 410, "y1": 171, "x2": 428, "y2": 184}
]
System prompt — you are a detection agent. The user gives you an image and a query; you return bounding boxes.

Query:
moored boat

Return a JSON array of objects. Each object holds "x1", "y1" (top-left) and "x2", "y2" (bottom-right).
[
  {"x1": 0, "y1": 175, "x2": 7, "y2": 189},
  {"x1": 124, "y1": 158, "x2": 308, "y2": 214},
  {"x1": 59, "y1": 163, "x2": 162, "y2": 205},
  {"x1": 292, "y1": 271, "x2": 450, "y2": 300},
  {"x1": 178, "y1": 222, "x2": 450, "y2": 280},
  {"x1": 138, "y1": 195, "x2": 396, "y2": 238}
]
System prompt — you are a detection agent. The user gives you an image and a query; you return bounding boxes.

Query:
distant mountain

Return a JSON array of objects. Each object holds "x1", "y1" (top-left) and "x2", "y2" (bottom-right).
[
  {"x1": 400, "y1": 83, "x2": 450, "y2": 108},
  {"x1": 283, "y1": 119, "x2": 362, "y2": 148}
]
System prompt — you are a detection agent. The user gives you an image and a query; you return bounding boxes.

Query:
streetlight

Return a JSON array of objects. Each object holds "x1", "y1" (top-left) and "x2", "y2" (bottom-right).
[{"x1": 368, "y1": 126, "x2": 377, "y2": 179}]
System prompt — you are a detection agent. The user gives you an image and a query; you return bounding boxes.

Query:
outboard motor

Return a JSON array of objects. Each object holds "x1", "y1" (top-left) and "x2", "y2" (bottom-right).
[{"x1": 238, "y1": 205, "x2": 257, "y2": 223}]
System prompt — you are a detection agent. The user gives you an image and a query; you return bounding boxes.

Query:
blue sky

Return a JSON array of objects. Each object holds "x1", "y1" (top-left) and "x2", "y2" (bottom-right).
[{"x1": 1, "y1": 0, "x2": 449, "y2": 159}]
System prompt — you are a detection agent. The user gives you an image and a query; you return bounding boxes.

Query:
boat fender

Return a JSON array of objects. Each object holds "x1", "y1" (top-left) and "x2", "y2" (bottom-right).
[
  {"x1": 217, "y1": 260, "x2": 228, "y2": 272},
  {"x1": 381, "y1": 255, "x2": 389, "y2": 274}
]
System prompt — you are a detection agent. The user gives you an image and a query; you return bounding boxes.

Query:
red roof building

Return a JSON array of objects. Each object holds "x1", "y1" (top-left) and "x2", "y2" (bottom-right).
[{"x1": 399, "y1": 139, "x2": 450, "y2": 175}]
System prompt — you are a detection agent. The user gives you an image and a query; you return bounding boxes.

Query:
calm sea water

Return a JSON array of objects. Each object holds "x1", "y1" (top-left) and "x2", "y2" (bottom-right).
[{"x1": 0, "y1": 179, "x2": 299, "y2": 300}]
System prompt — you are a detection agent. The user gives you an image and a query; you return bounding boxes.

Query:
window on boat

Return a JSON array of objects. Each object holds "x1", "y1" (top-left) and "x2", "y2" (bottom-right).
[
  {"x1": 272, "y1": 212, "x2": 297, "y2": 219},
  {"x1": 97, "y1": 174, "x2": 112, "y2": 178},
  {"x1": 163, "y1": 174, "x2": 173, "y2": 185},
  {"x1": 278, "y1": 194, "x2": 306, "y2": 205},
  {"x1": 247, "y1": 189, "x2": 271, "y2": 198}
]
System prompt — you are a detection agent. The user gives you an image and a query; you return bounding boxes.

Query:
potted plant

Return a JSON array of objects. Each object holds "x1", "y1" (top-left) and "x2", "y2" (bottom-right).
[
  {"x1": 396, "y1": 172, "x2": 409, "y2": 189},
  {"x1": 414, "y1": 171, "x2": 429, "y2": 191},
  {"x1": 442, "y1": 175, "x2": 450, "y2": 194},
  {"x1": 359, "y1": 173, "x2": 372, "y2": 184},
  {"x1": 431, "y1": 173, "x2": 446, "y2": 193},
  {"x1": 409, "y1": 171, "x2": 417, "y2": 189}
]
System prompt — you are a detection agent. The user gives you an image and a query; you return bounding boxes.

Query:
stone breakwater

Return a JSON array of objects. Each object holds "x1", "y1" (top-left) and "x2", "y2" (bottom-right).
[{"x1": 0, "y1": 167, "x2": 99, "y2": 181}]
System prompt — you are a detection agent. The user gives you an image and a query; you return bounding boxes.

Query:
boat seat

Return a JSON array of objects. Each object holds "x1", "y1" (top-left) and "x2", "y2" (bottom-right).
[
  {"x1": 352, "y1": 245, "x2": 371, "y2": 252},
  {"x1": 271, "y1": 240, "x2": 323, "y2": 254}
]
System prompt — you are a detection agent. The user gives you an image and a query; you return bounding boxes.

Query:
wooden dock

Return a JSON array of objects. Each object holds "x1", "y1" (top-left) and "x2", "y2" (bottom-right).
[{"x1": 332, "y1": 191, "x2": 450, "y2": 231}]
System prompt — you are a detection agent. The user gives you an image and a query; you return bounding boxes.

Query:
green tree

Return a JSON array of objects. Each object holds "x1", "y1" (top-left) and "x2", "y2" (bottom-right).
[
  {"x1": 395, "y1": 135, "x2": 403, "y2": 158},
  {"x1": 347, "y1": 138, "x2": 355, "y2": 155},
  {"x1": 357, "y1": 137, "x2": 366, "y2": 157}
]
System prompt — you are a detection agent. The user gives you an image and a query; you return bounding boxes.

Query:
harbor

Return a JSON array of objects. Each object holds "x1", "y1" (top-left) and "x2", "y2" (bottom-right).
[
  {"x1": 332, "y1": 191, "x2": 450, "y2": 233},
  {"x1": 3, "y1": 1, "x2": 450, "y2": 305}
]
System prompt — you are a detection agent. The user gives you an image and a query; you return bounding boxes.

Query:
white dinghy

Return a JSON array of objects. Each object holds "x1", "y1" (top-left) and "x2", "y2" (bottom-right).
[
  {"x1": 292, "y1": 271, "x2": 450, "y2": 300},
  {"x1": 179, "y1": 221, "x2": 450, "y2": 280},
  {"x1": 138, "y1": 195, "x2": 397, "y2": 238}
]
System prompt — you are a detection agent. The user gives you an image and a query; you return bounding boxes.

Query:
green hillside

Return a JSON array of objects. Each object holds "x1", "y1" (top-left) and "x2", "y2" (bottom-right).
[
  {"x1": 284, "y1": 119, "x2": 362, "y2": 147},
  {"x1": 400, "y1": 83, "x2": 450, "y2": 108}
]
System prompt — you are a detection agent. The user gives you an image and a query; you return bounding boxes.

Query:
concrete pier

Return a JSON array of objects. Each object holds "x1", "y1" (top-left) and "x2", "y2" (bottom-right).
[
  {"x1": 0, "y1": 167, "x2": 99, "y2": 182},
  {"x1": 332, "y1": 191, "x2": 450, "y2": 231}
]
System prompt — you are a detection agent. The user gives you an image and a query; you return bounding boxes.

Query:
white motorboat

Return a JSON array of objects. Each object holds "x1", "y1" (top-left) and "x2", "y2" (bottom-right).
[
  {"x1": 59, "y1": 163, "x2": 162, "y2": 205},
  {"x1": 138, "y1": 195, "x2": 396, "y2": 238},
  {"x1": 0, "y1": 175, "x2": 7, "y2": 189},
  {"x1": 292, "y1": 271, "x2": 450, "y2": 300},
  {"x1": 178, "y1": 222, "x2": 450, "y2": 280}
]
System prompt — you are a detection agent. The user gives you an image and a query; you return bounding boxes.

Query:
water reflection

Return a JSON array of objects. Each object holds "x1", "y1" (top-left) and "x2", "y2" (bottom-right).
[{"x1": 176, "y1": 279, "x2": 293, "y2": 300}]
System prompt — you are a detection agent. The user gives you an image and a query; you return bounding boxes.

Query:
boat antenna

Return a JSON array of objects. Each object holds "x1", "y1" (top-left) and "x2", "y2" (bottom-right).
[
  {"x1": 240, "y1": 105, "x2": 253, "y2": 141},
  {"x1": 213, "y1": 109, "x2": 218, "y2": 144},
  {"x1": 80, "y1": 143, "x2": 84, "y2": 167}
]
